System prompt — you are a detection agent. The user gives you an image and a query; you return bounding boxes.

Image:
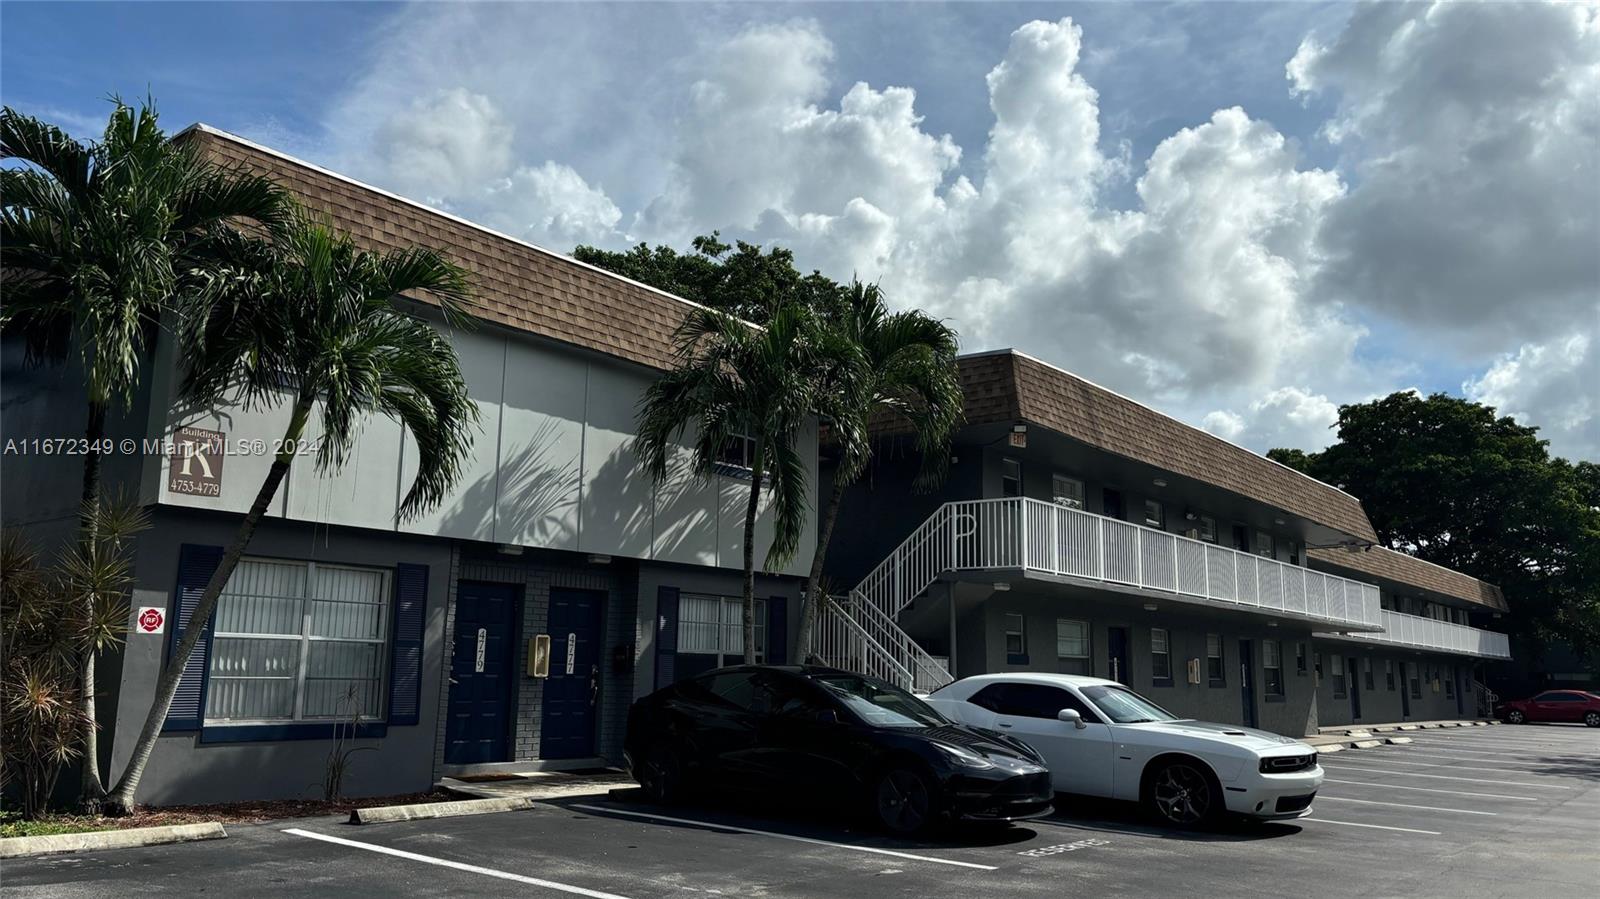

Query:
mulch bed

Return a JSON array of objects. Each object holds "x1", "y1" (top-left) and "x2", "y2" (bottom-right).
[{"x1": 5, "y1": 789, "x2": 451, "y2": 837}]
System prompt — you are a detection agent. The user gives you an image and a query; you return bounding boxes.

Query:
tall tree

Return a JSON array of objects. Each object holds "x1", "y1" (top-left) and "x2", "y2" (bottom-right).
[
  {"x1": 793, "y1": 282, "x2": 963, "y2": 661},
  {"x1": 1268, "y1": 392, "x2": 1600, "y2": 665},
  {"x1": 102, "y1": 215, "x2": 479, "y2": 814},
  {"x1": 575, "y1": 233, "x2": 839, "y2": 325},
  {"x1": 636, "y1": 299, "x2": 848, "y2": 662},
  {"x1": 0, "y1": 102, "x2": 287, "y2": 808}
]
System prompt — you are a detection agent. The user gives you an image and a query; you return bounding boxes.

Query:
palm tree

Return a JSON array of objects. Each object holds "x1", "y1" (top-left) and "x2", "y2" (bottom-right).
[
  {"x1": 102, "y1": 215, "x2": 480, "y2": 814},
  {"x1": 1, "y1": 101, "x2": 287, "y2": 807},
  {"x1": 793, "y1": 282, "x2": 962, "y2": 662},
  {"x1": 637, "y1": 298, "x2": 851, "y2": 662}
]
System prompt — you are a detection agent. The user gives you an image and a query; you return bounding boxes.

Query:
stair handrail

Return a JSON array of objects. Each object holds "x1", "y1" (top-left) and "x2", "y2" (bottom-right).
[
  {"x1": 849, "y1": 589, "x2": 954, "y2": 691},
  {"x1": 821, "y1": 594, "x2": 914, "y2": 687}
]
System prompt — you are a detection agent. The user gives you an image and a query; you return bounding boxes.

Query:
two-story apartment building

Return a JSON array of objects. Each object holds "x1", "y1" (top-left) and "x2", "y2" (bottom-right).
[
  {"x1": 0, "y1": 125, "x2": 815, "y2": 805},
  {"x1": 817, "y1": 350, "x2": 1510, "y2": 736}
]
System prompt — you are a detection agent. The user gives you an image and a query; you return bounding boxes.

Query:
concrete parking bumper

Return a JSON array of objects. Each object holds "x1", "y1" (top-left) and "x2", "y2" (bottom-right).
[{"x1": 0, "y1": 822, "x2": 226, "y2": 859}]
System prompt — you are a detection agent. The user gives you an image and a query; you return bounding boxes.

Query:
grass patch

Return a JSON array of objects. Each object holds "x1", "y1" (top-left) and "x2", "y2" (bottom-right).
[
  {"x1": 0, "y1": 789, "x2": 450, "y2": 841},
  {"x1": 0, "y1": 813, "x2": 114, "y2": 839}
]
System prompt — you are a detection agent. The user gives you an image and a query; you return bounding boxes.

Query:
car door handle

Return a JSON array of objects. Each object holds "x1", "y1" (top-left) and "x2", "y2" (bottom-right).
[{"x1": 997, "y1": 722, "x2": 1013, "y2": 728}]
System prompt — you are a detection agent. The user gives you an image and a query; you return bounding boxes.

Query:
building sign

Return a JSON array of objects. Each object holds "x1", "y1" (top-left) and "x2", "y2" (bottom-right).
[
  {"x1": 1007, "y1": 430, "x2": 1028, "y2": 448},
  {"x1": 474, "y1": 628, "x2": 488, "y2": 673},
  {"x1": 566, "y1": 632, "x2": 577, "y2": 675},
  {"x1": 134, "y1": 607, "x2": 165, "y2": 635},
  {"x1": 168, "y1": 426, "x2": 225, "y2": 497}
]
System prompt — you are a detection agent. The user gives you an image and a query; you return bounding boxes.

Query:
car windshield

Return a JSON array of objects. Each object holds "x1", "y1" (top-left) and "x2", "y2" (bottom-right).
[
  {"x1": 811, "y1": 674, "x2": 948, "y2": 729},
  {"x1": 1080, "y1": 685, "x2": 1181, "y2": 724}
]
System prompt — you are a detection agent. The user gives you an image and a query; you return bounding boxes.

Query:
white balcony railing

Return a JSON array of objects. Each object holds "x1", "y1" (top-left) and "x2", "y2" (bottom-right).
[
  {"x1": 855, "y1": 497, "x2": 1385, "y2": 632},
  {"x1": 1317, "y1": 610, "x2": 1512, "y2": 660}
]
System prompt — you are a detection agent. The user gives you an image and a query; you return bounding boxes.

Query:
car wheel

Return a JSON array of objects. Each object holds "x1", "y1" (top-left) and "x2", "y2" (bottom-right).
[
  {"x1": 875, "y1": 766, "x2": 935, "y2": 836},
  {"x1": 1507, "y1": 709, "x2": 1526, "y2": 724},
  {"x1": 638, "y1": 747, "x2": 685, "y2": 804},
  {"x1": 1585, "y1": 711, "x2": 1600, "y2": 728},
  {"x1": 1146, "y1": 759, "x2": 1221, "y2": 828}
]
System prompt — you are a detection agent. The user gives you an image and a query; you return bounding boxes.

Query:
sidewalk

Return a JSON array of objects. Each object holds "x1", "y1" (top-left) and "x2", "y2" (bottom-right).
[
  {"x1": 1304, "y1": 717, "x2": 1498, "y2": 751},
  {"x1": 438, "y1": 768, "x2": 637, "y2": 802}
]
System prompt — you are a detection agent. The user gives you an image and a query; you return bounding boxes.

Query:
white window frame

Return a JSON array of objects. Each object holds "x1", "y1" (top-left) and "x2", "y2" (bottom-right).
[
  {"x1": 1004, "y1": 612, "x2": 1027, "y2": 658},
  {"x1": 1150, "y1": 627, "x2": 1171, "y2": 682},
  {"x1": 1144, "y1": 500, "x2": 1165, "y2": 530},
  {"x1": 679, "y1": 594, "x2": 767, "y2": 666},
  {"x1": 205, "y1": 558, "x2": 391, "y2": 725},
  {"x1": 1051, "y1": 474, "x2": 1085, "y2": 510},
  {"x1": 1055, "y1": 618, "x2": 1090, "y2": 660},
  {"x1": 1263, "y1": 640, "x2": 1285, "y2": 696},
  {"x1": 1001, "y1": 458, "x2": 1023, "y2": 498}
]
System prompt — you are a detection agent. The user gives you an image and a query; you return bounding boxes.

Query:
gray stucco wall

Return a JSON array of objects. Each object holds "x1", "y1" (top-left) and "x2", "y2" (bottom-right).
[
  {"x1": 955, "y1": 587, "x2": 1321, "y2": 737},
  {"x1": 1311, "y1": 642, "x2": 1476, "y2": 726},
  {"x1": 108, "y1": 510, "x2": 454, "y2": 805}
]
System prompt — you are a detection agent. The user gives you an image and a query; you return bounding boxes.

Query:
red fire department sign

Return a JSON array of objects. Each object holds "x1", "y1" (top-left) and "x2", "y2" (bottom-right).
[{"x1": 135, "y1": 607, "x2": 166, "y2": 635}]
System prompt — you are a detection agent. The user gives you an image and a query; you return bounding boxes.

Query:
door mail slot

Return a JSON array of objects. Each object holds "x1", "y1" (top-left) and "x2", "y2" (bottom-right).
[{"x1": 528, "y1": 634, "x2": 551, "y2": 678}]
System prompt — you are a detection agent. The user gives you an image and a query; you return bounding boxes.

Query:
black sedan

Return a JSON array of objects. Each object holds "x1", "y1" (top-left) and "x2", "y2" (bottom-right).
[{"x1": 623, "y1": 664, "x2": 1054, "y2": 834}]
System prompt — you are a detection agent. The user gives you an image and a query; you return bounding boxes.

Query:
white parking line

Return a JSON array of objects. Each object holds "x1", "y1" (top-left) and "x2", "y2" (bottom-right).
[
  {"x1": 1323, "y1": 778, "x2": 1541, "y2": 801},
  {"x1": 1301, "y1": 818, "x2": 1441, "y2": 836},
  {"x1": 282, "y1": 828, "x2": 632, "y2": 898},
  {"x1": 1385, "y1": 745, "x2": 1570, "y2": 760},
  {"x1": 1315, "y1": 796, "x2": 1498, "y2": 816},
  {"x1": 1410, "y1": 735, "x2": 1595, "y2": 750},
  {"x1": 1327, "y1": 757, "x2": 1536, "y2": 775},
  {"x1": 1319, "y1": 763, "x2": 1562, "y2": 788},
  {"x1": 568, "y1": 803, "x2": 998, "y2": 871}
]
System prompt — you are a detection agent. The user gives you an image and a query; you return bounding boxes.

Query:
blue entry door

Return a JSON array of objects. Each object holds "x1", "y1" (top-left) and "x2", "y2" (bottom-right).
[
  {"x1": 444, "y1": 583, "x2": 519, "y2": 765},
  {"x1": 542, "y1": 588, "x2": 605, "y2": 759}
]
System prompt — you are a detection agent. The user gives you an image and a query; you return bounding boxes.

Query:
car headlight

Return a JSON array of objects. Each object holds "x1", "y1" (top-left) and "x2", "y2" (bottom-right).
[{"x1": 933, "y1": 742, "x2": 996, "y2": 770}]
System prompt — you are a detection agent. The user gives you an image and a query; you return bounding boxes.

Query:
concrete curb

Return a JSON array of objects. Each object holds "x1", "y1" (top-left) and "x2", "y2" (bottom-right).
[
  {"x1": 0, "y1": 822, "x2": 226, "y2": 859},
  {"x1": 349, "y1": 796, "x2": 535, "y2": 825}
]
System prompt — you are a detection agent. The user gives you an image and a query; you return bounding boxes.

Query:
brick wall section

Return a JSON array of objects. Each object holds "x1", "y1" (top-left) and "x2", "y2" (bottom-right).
[
  {"x1": 1308, "y1": 546, "x2": 1507, "y2": 611},
  {"x1": 184, "y1": 126, "x2": 699, "y2": 373},
  {"x1": 435, "y1": 553, "x2": 639, "y2": 769},
  {"x1": 873, "y1": 351, "x2": 1381, "y2": 543}
]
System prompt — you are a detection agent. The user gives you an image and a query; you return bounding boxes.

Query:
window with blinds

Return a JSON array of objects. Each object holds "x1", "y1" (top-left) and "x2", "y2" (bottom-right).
[
  {"x1": 678, "y1": 594, "x2": 766, "y2": 666},
  {"x1": 205, "y1": 558, "x2": 390, "y2": 723}
]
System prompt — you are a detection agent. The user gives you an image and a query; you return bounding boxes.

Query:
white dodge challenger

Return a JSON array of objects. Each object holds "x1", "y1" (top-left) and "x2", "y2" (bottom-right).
[{"x1": 924, "y1": 673, "x2": 1323, "y2": 827}]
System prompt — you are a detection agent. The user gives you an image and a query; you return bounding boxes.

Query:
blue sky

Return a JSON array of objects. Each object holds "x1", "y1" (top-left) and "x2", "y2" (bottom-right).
[{"x1": 4, "y1": 2, "x2": 1595, "y2": 459}]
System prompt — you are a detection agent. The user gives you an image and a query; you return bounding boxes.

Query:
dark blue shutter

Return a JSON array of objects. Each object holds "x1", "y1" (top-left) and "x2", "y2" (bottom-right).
[
  {"x1": 164, "y1": 544, "x2": 224, "y2": 732},
  {"x1": 767, "y1": 595, "x2": 789, "y2": 665},
  {"x1": 654, "y1": 586, "x2": 679, "y2": 689},
  {"x1": 387, "y1": 563, "x2": 428, "y2": 726}
]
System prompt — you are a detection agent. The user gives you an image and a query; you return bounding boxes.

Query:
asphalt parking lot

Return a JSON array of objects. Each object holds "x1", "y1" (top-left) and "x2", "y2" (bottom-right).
[{"x1": 6, "y1": 725, "x2": 1596, "y2": 899}]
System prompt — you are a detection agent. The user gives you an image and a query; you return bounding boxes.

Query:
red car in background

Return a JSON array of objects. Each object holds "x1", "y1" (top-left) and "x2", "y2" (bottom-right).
[{"x1": 1495, "y1": 690, "x2": 1600, "y2": 727}]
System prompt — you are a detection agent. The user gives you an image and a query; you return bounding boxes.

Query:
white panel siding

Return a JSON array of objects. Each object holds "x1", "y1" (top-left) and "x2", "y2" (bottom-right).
[
  {"x1": 495, "y1": 345, "x2": 585, "y2": 549},
  {"x1": 399, "y1": 327, "x2": 506, "y2": 542},
  {"x1": 580, "y1": 363, "x2": 655, "y2": 557},
  {"x1": 284, "y1": 410, "x2": 403, "y2": 530}
]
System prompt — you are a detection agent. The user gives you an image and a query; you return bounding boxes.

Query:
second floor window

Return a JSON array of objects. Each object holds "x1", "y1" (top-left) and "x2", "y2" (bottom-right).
[
  {"x1": 717, "y1": 432, "x2": 757, "y2": 471},
  {"x1": 1196, "y1": 515, "x2": 1217, "y2": 543},
  {"x1": 1002, "y1": 458, "x2": 1023, "y2": 498},
  {"x1": 1144, "y1": 500, "x2": 1165, "y2": 530},
  {"x1": 1052, "y1": 474, "x2": 1085, "y2": 510},
  {"x1": 1254, "y1": 530, "x2": 1274, "y2": 558},
  {"x1": 1150, "y1": 628, "x2": 1172, "y2": 684}
]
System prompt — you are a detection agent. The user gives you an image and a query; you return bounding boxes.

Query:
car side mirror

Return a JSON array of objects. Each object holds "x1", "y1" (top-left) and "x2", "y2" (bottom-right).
[
  {"x1": 1057, "y1": 708, "x2": 1087, "y2": 729},
  {"x1": 816, "y1": 709, "x2": 840, "y2": 725}
]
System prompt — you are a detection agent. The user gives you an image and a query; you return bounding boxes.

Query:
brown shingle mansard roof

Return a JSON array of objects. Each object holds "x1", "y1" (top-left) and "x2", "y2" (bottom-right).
[
  {"x1": 1308, "y1": 546, "x2": 1508, "y2": 612},
  {"x1": 179, "y1": 124, "x2": 706, "y2": 372},
  {"x1": 951, "y1": 350, "x2": 1383, "y2": 543}
]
